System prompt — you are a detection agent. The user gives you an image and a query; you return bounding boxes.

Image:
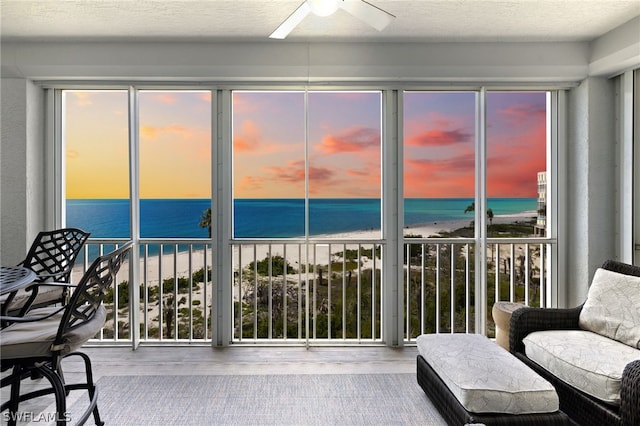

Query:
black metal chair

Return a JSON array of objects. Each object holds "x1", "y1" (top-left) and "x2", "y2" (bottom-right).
[
  {"x1": 0, "y1": 242, "x2": 132, "y2": 426},
  {"x1": 1, "y1": 228, "x2": 90, "y2": 317}
]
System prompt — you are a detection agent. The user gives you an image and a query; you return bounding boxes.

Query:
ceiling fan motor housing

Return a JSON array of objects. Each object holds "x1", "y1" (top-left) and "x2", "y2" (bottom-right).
[{"x1": 307, "y1": 0, "x2": 340, "y2": 17}]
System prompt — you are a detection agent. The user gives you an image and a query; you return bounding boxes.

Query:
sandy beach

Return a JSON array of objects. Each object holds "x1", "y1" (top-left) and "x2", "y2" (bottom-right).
[{"x1": 75, "y1": 211, "x2": 536, "y2": 285}]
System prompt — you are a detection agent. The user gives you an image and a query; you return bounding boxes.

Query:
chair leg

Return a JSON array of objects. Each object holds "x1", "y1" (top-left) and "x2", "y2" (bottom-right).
[
  {"x1": 80, "y1": 352, "x2": 103, "y2": 426},
  {"x1": 64, "y1": 352, "x2": 103, "y2": 426},
  {"x1": 35, "y1": 364, "x2": 67, "y2": 425},
  {"x1": 7, "y1": 365, "x2": 23, "y2": 426}
]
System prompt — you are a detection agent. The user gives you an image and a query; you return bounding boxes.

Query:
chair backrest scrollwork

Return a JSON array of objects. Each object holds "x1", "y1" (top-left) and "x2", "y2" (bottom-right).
[
  {"x1": 20, "y1": 228, "x2": 91, "y2": 283},
  {"x1": 56, "y1": 242, "x2": 132, "y2": 344}
]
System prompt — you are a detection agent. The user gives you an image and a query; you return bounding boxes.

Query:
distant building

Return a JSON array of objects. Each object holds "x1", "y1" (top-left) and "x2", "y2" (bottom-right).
[{"x1": 534, "y1": 171, "x2": 546, "y2": 236}]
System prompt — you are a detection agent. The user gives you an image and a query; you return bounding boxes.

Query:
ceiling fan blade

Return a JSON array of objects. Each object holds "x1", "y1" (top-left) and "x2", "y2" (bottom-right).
[
  {"x1": 269, "y1": 2, "x2": 312, "y2": 39},
  {"x1": 338, "y1": 0, "x2": 395, "y2": 31}
]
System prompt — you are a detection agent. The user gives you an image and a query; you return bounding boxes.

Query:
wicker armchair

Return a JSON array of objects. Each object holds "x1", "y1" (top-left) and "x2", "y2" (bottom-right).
[{"x1": 510, "y1": 260, "x2": 640, "y2": 426}]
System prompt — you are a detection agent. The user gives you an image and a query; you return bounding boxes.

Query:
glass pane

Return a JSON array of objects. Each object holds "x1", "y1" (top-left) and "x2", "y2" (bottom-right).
[
  {"x1": 139, "y1": 91, "x2": 212, "y2": 238},
  {"x1": 403, "y1": 91, "x2": 477, "y2": 238},
  {"x1": 232, "y1": 91, "x2": 305, "y2": 238},
  {"x1": 65, "y1": 90, "x2": 130, "y2": 238},
  {"x1": 308, "y1": 92, "x2": 382, "y2": 237},
  {"x1": 486, "y1": 92, "x2": 547, "y2": 238}
]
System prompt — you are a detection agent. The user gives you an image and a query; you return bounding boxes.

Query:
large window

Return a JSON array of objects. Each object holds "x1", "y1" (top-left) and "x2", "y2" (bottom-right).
[
  {"x1": 403, "y1": 91, "x2": 476, "y2": 238},
  {"x1": 65, "y1": 90, "x2": 212, "y2": 239},
  {"x1": 486, "y1": 92, "x2": 547, "y2": 237},
  {"x1": 60, "y1": 85, "x2": 555, "y2": 345},
  {"x1": 232, "y1": 91, "x2": 306, "y2": 238},
  {"x1": 138, "y1": 90, "x2": 212, "y2": 238},
  {"x1": 308, "y1": 92, "x2": 382, "y2": 237},
  {"x1": 403, "y1": 91, "x2": 548, "y2": 239},
  {"x1": 232, "y1": 91, "x2": 382, "y2": 239},
  {"x1": 64, "y1": 90, "x2": 130, "y2": 238},
  {"x1": 402, "y1": 90, "x2": 550, "y2": 337}
]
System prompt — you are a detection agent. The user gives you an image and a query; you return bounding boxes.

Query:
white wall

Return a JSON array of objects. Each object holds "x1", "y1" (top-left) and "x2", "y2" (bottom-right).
[
  {"x1": 0, "y1": 78, "x2": 45, "y2": 265},
  {"x1": 590, "y1": 16, "x2": 640, "y2": 77},
  {"x1": 565, "y1": 77, "x2": 616, "y2": 306}
]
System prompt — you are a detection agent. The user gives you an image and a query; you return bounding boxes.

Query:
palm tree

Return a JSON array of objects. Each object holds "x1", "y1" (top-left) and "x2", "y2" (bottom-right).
[
  {"x1": 464, "y1": 202, "x2": 494, "y2": 225},
  {"x1": 199, "y1": 207, "x2": 212, "y2": 237},
  {"x1": 464, "y1": 202, "x2": 475, "y2": 214}
]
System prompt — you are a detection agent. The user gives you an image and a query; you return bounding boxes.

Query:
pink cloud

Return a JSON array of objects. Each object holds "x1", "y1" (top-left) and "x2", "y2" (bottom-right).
[
  {"x1": 233, "y1": 120, "x2": 261, "y2": 152},
  {"x1": 264, "y1": 166, "x2": 305, "y2": 184},
  {"x1": 498, "y1": 103, "x2": 546, "y2": 124},
  {"x1": 404, "y1": 154, "x2": 475, "y2": 197},
  {"x1": 140, "y1": 124, "x2": 191, "y2": 141},
  {"x1": 237, "y1": 175, "x2": 265, "y2": 192},
  {"x1": 406, "y1": 153, "x2": 475, "y2": 177},
  {"x1": 263, "y1": 160, "x2": 335, "y2": 185},
  {"x1": 232, "y1": 95, "x2": 257, "y2": 115},
  {"x1": 346, "y1": 169, "x2": 369, "y2": 177},
  {"x1": 487, "y1": 125, "x2": 546, "y2": 197},
  {"x1": 309, "y1": 166, "x2": 335, "y2": 182},
  {"x1": 315, "y1": 126, "x2": 379, "y2": 154},
  {"x1": 154, "y1": 93, "x2": 178, "y2": 104},
  {"x1": 406, "y1": 128, "x2": 471, "y2": 147}
]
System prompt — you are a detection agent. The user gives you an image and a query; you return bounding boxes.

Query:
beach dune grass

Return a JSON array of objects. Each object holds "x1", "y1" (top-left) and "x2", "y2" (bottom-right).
[{"x1": 237, "y1": 265, "x2": 382, "y2": 340}]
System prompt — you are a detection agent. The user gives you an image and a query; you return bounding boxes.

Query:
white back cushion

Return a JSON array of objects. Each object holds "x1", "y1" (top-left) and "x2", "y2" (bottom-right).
[{"x1": 578, "y1": 268, "x2": 640, "y2": 348}]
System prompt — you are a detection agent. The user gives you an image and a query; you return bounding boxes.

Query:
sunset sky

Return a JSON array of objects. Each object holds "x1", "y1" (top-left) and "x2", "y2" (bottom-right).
[
  {"x1": 404, "y1": 91, "x2": 546, "y2": 198},
  {"x1": 65, "y1": 90, "x2": 546, "y2": 199},
  {"x1": 233, "y1": 91, "x2": 381, "y2": 198}
]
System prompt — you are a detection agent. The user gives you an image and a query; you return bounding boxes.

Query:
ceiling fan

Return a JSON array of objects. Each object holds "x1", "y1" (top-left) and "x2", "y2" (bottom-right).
[{"x1": 269, "y1": 0, "x2": 395, "y2": 39}]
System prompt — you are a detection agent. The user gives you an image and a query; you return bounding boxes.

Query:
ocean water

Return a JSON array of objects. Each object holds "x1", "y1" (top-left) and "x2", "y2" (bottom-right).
[{"x1": 66, "y1": 198, "x2": 536, "y2": 239}]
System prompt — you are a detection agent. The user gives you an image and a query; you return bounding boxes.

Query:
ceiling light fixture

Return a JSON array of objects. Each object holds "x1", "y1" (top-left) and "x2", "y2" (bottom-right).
[
  {"x1": 307, "y1": 0, "x2": 339, "y2": 17},
  {"x1": 269, "y1": 0, "x2": 395, "y2": 40}
]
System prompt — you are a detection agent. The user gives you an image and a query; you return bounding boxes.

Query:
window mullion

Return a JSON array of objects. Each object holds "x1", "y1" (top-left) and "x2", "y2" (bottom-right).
[
  {"x1": 304, "y1": 90, "x2": 310, "y2": 347},
  {"x1": 216, "y1": 89, "x2": 233, "y2": 346},
  {"x1": 475, "y1": 88, "x2": 488, "y2": 335},
  {"x1": 382, "y1": 89, "x2": 402, "y2": 346},
  {"x1": 128, "y1": 86, "x2": 141, "y2": 349},
  {"x1": 52, "y1": 89, "x2": 64, "y2": 229}
]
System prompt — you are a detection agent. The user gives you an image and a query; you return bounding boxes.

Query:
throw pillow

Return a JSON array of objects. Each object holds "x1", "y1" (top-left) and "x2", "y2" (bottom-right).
[{"x1": 579, "y1": 268, "x2": 640, "y2": 348}]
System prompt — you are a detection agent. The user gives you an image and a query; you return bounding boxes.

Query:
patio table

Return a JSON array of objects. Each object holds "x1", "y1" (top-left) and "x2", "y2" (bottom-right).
[
  {"x1": 0, "y1": 266, "x2": 37, "y2": 296},
  {"x1": 0, "y1": 266, "x2": 37, "y2": 323}
]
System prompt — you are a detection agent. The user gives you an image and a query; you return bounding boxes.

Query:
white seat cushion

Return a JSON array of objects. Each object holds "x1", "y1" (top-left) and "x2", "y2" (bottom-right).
[
  {"x1": 524, "y1": 330, "x2": 640, "y2": 405},
  {"x1": 0, "y1": 284, "x2": 66, "y2": 312},
  {"x1": 1, "y1": 305, "x2": 106, "y2": 359},
  {"x1": 417, "y1": 333, "x2": 559, "y2": 414},
  {"x1": 579, "y1": 268, "x2": 640, "y2": 348}
]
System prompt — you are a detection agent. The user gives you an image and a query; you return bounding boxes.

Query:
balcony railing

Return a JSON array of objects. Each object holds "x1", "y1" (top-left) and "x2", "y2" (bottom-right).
[
  {"x1": 77, "y1": 239, "x2": 214, "y2": 343},
  {"x1": 403, "y1": 238, "x2": 552, "y2": 341},
  {"x1": 233, "y1": 240, "x2": 383, "y2": 344},
  {"x1": 78, "y1": 237, "x2": 554, "y2": 346}
]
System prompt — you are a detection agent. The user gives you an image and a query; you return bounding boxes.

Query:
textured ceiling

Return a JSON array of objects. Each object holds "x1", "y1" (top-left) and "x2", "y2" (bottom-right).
[{"x1": 1, "y1": 0, "x2": 639, "y2": 43}]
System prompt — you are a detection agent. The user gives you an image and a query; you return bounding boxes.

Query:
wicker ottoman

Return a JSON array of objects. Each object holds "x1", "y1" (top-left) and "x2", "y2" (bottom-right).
[{"x1": 416, "y1": 334, "x2": 570, "y2": 425}]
